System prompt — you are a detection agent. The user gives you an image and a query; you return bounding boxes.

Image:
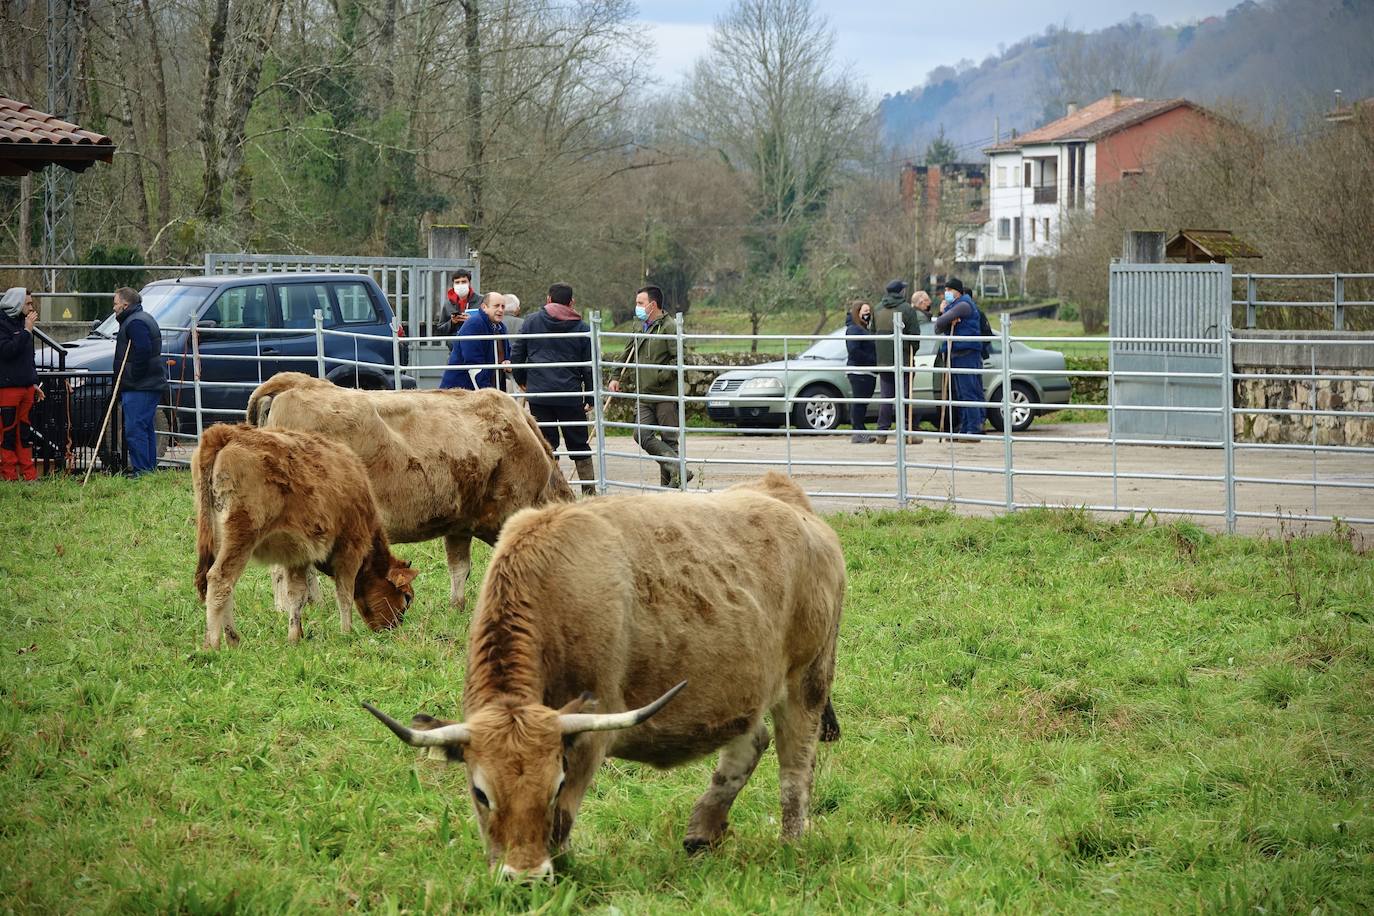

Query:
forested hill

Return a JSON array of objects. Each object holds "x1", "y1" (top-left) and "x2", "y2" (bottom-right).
[{"x1": 879, "y1": 0, "x2": 1374, "y2": 155}]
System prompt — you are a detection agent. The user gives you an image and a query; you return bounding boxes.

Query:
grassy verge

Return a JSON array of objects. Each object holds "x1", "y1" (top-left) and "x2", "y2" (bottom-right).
[{"x1": 2, "y1": 476, "x2": 1371, "y2": 912}]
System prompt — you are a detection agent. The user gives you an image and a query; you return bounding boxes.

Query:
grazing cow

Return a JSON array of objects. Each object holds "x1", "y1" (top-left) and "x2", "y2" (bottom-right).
[
  {"x1": 247, "y1": 373, "x2": 574, "y2": 608},
  {"x1": 193, "y1": 423, "x2": 418, "y2": 649},
  {"x1": 364, "y1": 472, "x2": 845, "y2": 880}
]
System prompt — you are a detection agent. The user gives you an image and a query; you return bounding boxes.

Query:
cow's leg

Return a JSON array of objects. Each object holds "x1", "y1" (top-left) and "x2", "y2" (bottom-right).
[
  {"x1": 772, "y1": 665, "x2": 831, "y2": 840},
  {"x1": 444, "y1": 534, "x2": 472, "y2": 609},
  {"x1": 683, "y1": 722, "x2": 771, "y2": 852},
  {"x1": 202, "y1": 532, "x2": 252, "y2": 650},
  {"x1": 281, "y1": 565, "x2": 311, "y2": 644}
]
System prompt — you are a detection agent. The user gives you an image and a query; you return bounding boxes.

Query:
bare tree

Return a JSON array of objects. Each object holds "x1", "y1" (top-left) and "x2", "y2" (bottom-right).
[
  {"x1": 1037, "y1": 23, "x2": 1171, "y2": 122},
  {"x1": 685, "y1": 0, "x2": 868, "y2": 273}
]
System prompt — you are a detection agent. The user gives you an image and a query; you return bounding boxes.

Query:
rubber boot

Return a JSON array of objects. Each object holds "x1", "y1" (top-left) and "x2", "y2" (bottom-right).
[{"x1": 574, "y1": 458, "x2": 597, "y2": 497}]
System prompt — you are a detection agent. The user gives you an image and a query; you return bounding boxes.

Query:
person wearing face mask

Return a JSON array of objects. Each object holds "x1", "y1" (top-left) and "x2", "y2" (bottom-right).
[
  {"x1": 606, "y1": 285, "x2": 692, "y2": 488},
  {"x1": 870, "y1": 279, "x2": 923, "y2": 445},
  {"x1": 0, "y1": 287, "x2": 45, "y2": 480},
  {"x1": 441, "y1": 292, "x2": 509, "y2": 390},
  {"x1": 436, "y1": 270, "x2": 479, "y2": 337},
  {"x1": 933, "y1": 277, "x2": 986, "y2": 439},
  {"x1": 844, "y1": 300, "x2": 878, "y2": 443}
]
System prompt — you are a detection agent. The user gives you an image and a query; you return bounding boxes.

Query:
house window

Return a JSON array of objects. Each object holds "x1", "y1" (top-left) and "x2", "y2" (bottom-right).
[
  {"x1": 997, "y1": 218, "x2": 1011, "y2": 240},
  {"x1": 1030, "y1": 219, "x2": 1037, "y2": 243},
  {"x1": 1043, "y1": 218, "x2": 1051, "y2": 240},
  {"x1": 1023, "y1": 162, "x2": 1032, "y2": 187},
  {"x1": 961, "y1": 237, "x2": 977, "y2": 257}
]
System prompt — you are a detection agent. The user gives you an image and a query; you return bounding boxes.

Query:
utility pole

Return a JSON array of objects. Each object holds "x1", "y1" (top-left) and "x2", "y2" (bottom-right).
[{"x1": 44, "y1": 0, "x2": 80, "y2": 290}]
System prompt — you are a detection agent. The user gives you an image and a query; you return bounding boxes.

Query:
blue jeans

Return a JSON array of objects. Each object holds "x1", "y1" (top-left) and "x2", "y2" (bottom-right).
[
  {"x1": 950, "y1": 350, "x2": 986, "y2": 435},
  {"x1": 121, "y1": 390, "x2": 160, "y2": 473}
]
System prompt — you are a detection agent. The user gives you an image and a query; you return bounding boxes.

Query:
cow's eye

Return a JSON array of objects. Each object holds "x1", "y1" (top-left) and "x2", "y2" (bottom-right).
[{"x1": 472, "y1": 786, "x2": 490, "y2": 808}]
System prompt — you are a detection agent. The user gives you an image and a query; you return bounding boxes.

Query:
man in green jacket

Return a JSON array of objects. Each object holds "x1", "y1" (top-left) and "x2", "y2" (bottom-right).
[
  {"x1": 607, "y1": 285, "x2": 693, "y2": 488},
  {"x1": 870, "y1": 279, "x2": 924, "y2": 440}
]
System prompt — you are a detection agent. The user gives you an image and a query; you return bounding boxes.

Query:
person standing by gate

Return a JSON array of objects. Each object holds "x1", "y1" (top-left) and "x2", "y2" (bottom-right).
[
  {"x1": 933, "y1": 277, "x2": 986, "y2": 439},
  {"x1": 112, "y1": 286, "x2": 168, "y2": 476},
  {"x1": 871, "y1": 279, "x2": 922, "y2": 444},
  {"x1": 511, "y1": 282, "x2": 596, "y2": 495},
  {"x1": 844, "y1": 300, "x2": 877, "y2": 443},
  {"x1": 441, "y1": 292, "x2": 508, "y2": 390},
  {"x1": 0, "y1": 288, "x2": 44, "y2": 481},
  {"x1": 607, "y1": 285, "x2": 692, "y2": 488}
]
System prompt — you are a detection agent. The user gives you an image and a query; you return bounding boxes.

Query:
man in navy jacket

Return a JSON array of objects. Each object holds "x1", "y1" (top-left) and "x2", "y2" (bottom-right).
[
  {"x1": 112, "y1": 286, "x2": 168, "y2": 475},
  {"x1": 440, "y1": 292, "x2": 508, "y2": 390},
  {"x1": 933, "y1": 277, "x2": 986, "y2": 437}
]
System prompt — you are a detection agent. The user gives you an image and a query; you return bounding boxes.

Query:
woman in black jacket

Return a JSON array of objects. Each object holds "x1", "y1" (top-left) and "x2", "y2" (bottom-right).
[
  {"x1": 0, "y1": 287, "x2": 43, "y2": 480},
  {"x1": 844, "y1": 300, "x2": 878, "y2": 443}
]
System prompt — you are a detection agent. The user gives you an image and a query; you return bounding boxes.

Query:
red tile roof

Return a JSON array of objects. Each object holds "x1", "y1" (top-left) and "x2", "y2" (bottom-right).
[
  {"x1": 0, "y1": 97, "x2": 113, "y2": 147},
  {"x1": 1007, "y1": 95, "x2": 1195, "y2": 147}
]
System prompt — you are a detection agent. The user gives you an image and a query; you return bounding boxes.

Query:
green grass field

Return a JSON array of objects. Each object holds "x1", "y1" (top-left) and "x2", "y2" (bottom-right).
[{"x1": 3, "y1": 475, "x2": 1372, "y2": 913}]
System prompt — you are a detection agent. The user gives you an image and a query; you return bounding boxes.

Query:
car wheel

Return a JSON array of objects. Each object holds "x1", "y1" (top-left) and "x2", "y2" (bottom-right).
[
  {"x1": 988, "y1": 381, "x2": 1037, "y2": 432},
  {"x1": 792, "y1": 384, "x2": 841, "y2": 432}
]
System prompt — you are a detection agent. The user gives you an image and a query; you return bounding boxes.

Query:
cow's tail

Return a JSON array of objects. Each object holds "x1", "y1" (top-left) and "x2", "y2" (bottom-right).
[{"x1": 193, "y1": 424, "x2": 235, "y2": 601}]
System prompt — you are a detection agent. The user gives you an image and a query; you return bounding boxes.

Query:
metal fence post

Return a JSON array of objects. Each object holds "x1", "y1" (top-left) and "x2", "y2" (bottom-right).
[
  {"x1": 1334, "y1": 274, "x2": 1345, "y2": 331},
  {"x1": 893, "y1": 312, "x2": 907, "y2": 508},
  {"x1": 314, "y1": 309, "x2": 326, "y2": 379},
  {"x1": 1245, "y1": 275, "x2": 1257, "y2": 329},
  {"x1": 1000, "y1": 314, "x2": 1014, "y2": 512},
  {"x1": 391, "y1": 316, "x2": 403, "y2": 390},
  {"x1": 674, "y1": 311, "x2": 688, "y2": 488},
  {"x1": 190, "y1": 324, "x2": 204, "y2": 438},
  {"x1": 1222, "y1": 313, "x2": 1237, "y2": 534},
  {"x1": 589, "y1": 311, "x2": 607, "y2": 495}
]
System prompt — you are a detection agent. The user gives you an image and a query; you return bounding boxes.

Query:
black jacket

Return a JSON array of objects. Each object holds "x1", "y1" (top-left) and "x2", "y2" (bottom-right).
[
  {"x1": 113, "y1": 303, "x2": 168, "y2": 392},
  {"x1": 844, "y1": 313, "x2": 876, "y2": 368},
  {"x1": 0, "y1": 312, "x2": 38, "y2": 388},
  {"x1": 510, "y1": 305, "x2": 594, "y2": 408}
]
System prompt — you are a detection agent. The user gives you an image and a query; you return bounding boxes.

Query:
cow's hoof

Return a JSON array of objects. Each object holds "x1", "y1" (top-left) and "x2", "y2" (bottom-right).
[
  {"x1": 682, "y1": 837, "x2": 712, "y2": 855},
  {"x1": 224, "y1": 628, "x2": 241, "y2": 647}
]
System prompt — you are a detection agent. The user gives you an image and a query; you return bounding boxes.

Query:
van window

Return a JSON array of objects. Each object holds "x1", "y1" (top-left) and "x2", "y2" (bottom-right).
[
  {"x1": 332, "y1": 281, "x2": 379, "y2": 324},
  {"x1": 276, "y1": 284, "x2": 334, "y2": 329}
]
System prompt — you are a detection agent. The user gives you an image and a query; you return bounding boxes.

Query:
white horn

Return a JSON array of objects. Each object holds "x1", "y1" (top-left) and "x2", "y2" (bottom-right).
[
  {"x1": 559, "y1": 680, "x2": 687, "y2": 735},
  {"x1": 363, "y1": 702, "x2": 471, "y2": 747}
]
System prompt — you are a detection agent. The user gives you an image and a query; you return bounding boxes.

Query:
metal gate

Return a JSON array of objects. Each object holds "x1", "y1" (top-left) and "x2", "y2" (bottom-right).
[
  {"x1": 204, "y1": 252, "x2": 479, "y2": 387},
  {"x1": 1109, "y1": 263, "x2": 1231, "y2": 442}
]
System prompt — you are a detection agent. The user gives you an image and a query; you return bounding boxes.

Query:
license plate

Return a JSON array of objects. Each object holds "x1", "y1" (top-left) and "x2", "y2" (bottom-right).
[{"x1": 708, "y1": 401, "x2": 727, "y2": 408}]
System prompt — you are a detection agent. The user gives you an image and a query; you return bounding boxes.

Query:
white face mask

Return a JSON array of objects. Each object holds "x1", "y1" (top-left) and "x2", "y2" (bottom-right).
[{"x1": 454, "y1": 282, "x2": 470, "y2": 297}]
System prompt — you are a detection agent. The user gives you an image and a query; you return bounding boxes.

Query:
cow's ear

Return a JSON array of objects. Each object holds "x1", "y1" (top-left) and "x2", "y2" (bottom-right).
[
  {"x1": 556, "y1": 692, "x2": 597, "y2": 716},
  {"x1": 388, "y1": 565, "x2": 420, "y2": 588},
  {"x1": 412, "y1": 713, "x2": 464, "y2": 762}
]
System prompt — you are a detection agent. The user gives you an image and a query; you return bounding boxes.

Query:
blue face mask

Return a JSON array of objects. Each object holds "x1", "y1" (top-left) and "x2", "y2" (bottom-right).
[
  {"x1": 634, "y1": 305, "x2": 648, "y2": 321},
  {"x1": 944, "y1": 290, "x2": 957, "y2": 304}
]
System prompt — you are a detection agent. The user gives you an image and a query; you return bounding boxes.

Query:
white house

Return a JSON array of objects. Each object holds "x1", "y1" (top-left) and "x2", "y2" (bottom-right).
[{"x1": 956, "y1": 92, "x2": 1213, "y2": 275}]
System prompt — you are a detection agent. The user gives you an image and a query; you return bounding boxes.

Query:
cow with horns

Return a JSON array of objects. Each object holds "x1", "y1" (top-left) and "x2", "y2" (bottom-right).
[{"x1": 364, "y1": 472, "x2": 845, "y2": 880}]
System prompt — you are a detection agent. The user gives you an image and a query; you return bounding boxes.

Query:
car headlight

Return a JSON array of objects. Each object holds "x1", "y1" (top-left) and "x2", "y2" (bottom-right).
[{"x1": 740, "y1": 377, "x2": 784, "y2": 392}]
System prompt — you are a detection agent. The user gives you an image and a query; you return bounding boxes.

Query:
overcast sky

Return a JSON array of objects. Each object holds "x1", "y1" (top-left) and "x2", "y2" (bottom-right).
[{"x1": 638, "y1": 0, "x2": 1241, "y2": 97}]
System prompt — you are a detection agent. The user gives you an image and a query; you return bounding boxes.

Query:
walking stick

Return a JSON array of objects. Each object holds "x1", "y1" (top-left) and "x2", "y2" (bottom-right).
[
  {"x1": 82, "y1": 344, "x2": 132, "y2": 487},
  {"x1": 937, "y1": 320, "x2": 958, "y2": 436}
]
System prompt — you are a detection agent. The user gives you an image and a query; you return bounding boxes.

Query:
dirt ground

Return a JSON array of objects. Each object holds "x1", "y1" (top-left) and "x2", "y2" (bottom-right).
[{"x1": 594, "y1": 421, "x2": 1374, "y2": 536}]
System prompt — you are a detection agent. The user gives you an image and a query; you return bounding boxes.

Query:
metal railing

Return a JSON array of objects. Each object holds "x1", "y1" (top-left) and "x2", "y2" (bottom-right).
[
  {"x1": 1236, "y1": 273, "x2": 1374, "y2": 330},
  {"x1": 33, "y1": 308, "x2": 1372, "y2": 534}
]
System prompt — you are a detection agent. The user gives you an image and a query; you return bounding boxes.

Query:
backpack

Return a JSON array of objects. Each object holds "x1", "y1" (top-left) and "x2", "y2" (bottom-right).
[{"x1": 978, "y1": 307, "x2": 993, "y2": 360}]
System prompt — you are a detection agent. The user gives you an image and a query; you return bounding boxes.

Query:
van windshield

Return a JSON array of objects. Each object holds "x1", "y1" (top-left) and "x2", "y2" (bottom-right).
[{"x1": 92, "y1": 285, "x2": 213, "y2": 340}]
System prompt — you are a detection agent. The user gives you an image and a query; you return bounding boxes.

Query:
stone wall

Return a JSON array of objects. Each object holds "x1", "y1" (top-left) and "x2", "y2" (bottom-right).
[
  {"x1": 1233, "y1": 368, "x2": 1374, "y2": 445},
  {"x1": 1232, "y1": 331, "x2": 1374, "y2": 446},
  {"x1": 605, "y1": 351, "x2": 776, "y2": 422}
]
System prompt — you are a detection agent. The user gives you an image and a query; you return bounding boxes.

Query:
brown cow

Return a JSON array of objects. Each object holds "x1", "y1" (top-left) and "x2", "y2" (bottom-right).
[
  {"x1": 364, "y1": 471, "x2": 844, "y2": 879},
  {"x1": 193, "y1": 423, "x2": 418, "y2": 650},
  {"x1": 246, "y1": 373, "x2": 574, "y2": 608}
]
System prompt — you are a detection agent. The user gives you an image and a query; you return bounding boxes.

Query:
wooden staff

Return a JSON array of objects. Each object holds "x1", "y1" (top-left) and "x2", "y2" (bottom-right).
[
  {"x1": 82, "y1": 344, "x2": 132, "y2": 487},
  {"x1": 937, "y1": 320, "x2": 959, "y2": 436}
]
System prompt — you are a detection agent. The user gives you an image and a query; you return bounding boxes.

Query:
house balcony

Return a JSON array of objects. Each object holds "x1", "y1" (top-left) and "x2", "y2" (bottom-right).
[{"x1": 1033, "y1": 185, "x2": 1057, "y2": 205}]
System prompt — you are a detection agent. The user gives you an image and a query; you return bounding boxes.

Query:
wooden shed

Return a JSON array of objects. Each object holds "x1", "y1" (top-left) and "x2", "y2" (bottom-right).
[{"x1": 1165, "y1": 229, "x2": 1261, "y2": 264}]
